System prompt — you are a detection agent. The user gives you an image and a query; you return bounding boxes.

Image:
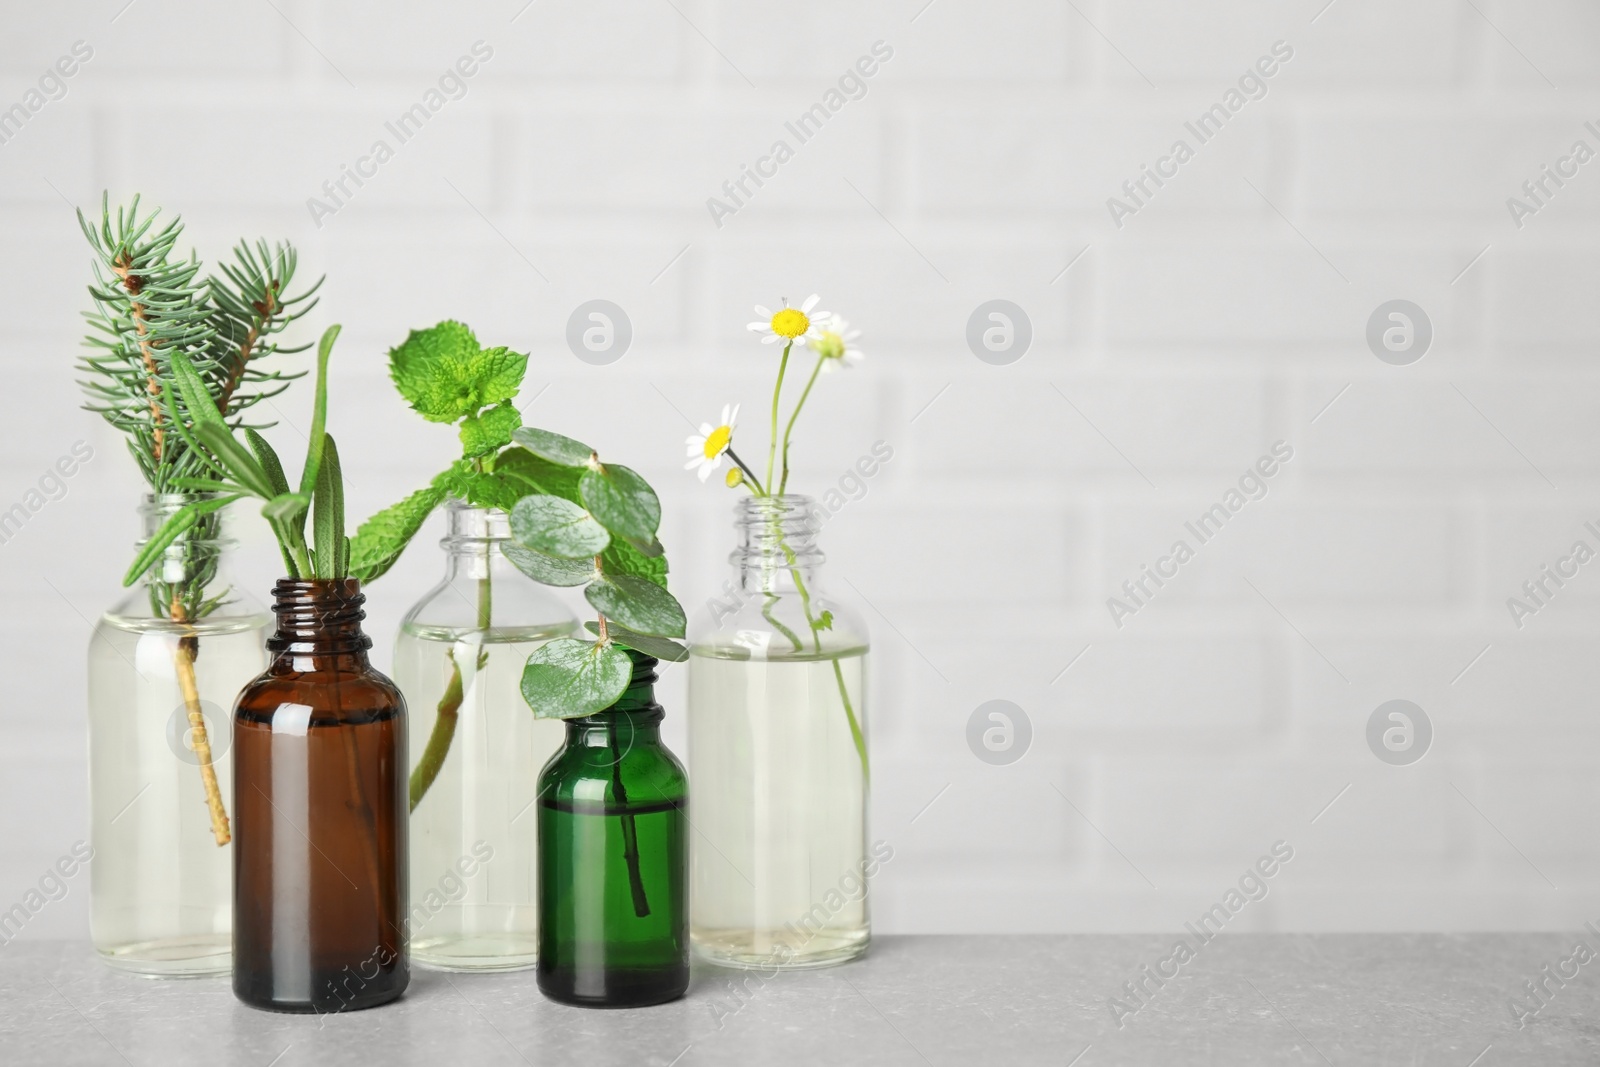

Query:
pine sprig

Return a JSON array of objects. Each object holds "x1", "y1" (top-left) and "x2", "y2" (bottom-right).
[{"x1": 76, "y1": 193, "x2": 323, "y2": 620}]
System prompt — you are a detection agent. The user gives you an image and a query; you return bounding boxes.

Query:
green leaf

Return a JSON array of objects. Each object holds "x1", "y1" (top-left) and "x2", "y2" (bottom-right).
[
  {"x1": 520, "y1": 638, "x2": 632, "y2": 719},
  {"x1": 122, "y1": 493, "x2": 244, "y2": 586},
  {"x1": 583, "y1": 621, "x2": 689, "y2": 662},
  {"x1": 510, "y1": 494, "x2": 610, "y2": 559},
  {"x1": 459, "y1": 401, "x2": 521, "y2": 458},
  {"x1": 168, "y1": 351, "x2": 227, "y2": 428},
  {"x1": 503, "y1": 542, "x2": 598, "y2": 587},
  {"x1": 584, "y1": 574, "x2": 686, "y2": 638},
  {"x1": 263, "y1": 491, "x2": 310, "y2": 524},
  {"x1": 349, "y1": 482, "x2": 447, "y2": 583},
  {"x1": 512, "y1": 426, "x2": 594, "y2": 467},
  {"x1": 389, "y1": 321, "x2": 527, "y2": 423},
  {"x1": 245, "y1": 429, "x2": 292, "y2": 497},
  {"x1": 195, "y1": 422, "x2": 275, "y2": 499},
  {"x1": 298, "y1": 324, "x2": 339, "y2": 498},
  {"x1": 601, "y1": 537, "x2": 669, "y2": 589},
  {"x1": 313, "y1": 434, "x2": 345, "y2": 579},
  {"x1": 580, "y1": 464, "x2": 660, "y2": 543}
]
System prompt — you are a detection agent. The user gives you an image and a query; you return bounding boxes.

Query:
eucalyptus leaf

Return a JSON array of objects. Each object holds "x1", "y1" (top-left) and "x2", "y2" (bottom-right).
[
  {"x1": 510, "y1": 494, "x2": 610, "y2": 559},
  {"x1": 584, "y1": 574, "x2": 686, "y2": 638},
  {"x1": 583, "y1": 620, "x2": 689, "y2": 662},
  {"x1": 579, "y1": 464, "x2": 660, "y2": 543},
  {"x1": 520, "y1": 638, "x2": 632, "y2": 719},
  {"x1": 513, "y1": 426, "x2": 594, "y2": 468},
  {"x1": 503, "y1": 542, "x2": 598, "y2": 587}
]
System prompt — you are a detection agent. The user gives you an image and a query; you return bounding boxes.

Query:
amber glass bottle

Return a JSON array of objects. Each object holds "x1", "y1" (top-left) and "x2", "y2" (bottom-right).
[{"x1": 233, "y1": 579, "x2": 409, "y2": 1013}]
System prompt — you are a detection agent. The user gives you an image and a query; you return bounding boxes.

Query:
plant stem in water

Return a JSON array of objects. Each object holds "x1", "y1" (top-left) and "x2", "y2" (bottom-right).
[
  {"x1": 174, "y1": 633, "x2": 231, "y2": 845},
  {"x1": 407, "y1": 573, "x2": 492, "y2": 811},
  {"x1": 608, "y1": 718, "x2": 651, "y2": 919}
]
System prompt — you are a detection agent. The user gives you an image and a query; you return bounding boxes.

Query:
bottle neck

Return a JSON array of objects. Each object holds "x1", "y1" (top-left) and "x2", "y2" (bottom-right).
[
  {"x1": 137, "y1": 493, "x2": 239, "y2": 620},
  {"x1": 267, "y1": 578, "x2": 372, "y2": 661},
  {"x1": 566, "y1": 652, "x2": 663, "y2": 745},
  {"x1": 731, "y1": 494, "x2": 824, "y2": 593},
  {"x1": 439, "y1": 503, "x2": 517, "y2": 582}
]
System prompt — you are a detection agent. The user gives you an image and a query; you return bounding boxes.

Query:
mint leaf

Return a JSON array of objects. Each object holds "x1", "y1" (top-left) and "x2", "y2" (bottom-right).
[
  {"x1": 389, "y1": 321, "x2": 528, "y2": 423},
  {"x1": 349, "y1": 482, "x2": 447, "y2": 582},
  {"x1": 584, "y1": 574, "x2": 686, "y2": 638},
  {"x1": 580, "y1": 464, "x2": 660, "y2": 543},
  {"x1": 510, "y1": 494, "x2": 610, "y2": 559},
  {"x1": 460, "y1": 401, "x2": 522, "y2": 458},
  {"x1": 513, "y1": 426, "x2": 594, "y2": 467},
  {"x1": 601, "y1": 537, "x2": 668, "y2": 589},
  {"x1": 521, "y1": 638, "x2": 632, "y2": 719}
]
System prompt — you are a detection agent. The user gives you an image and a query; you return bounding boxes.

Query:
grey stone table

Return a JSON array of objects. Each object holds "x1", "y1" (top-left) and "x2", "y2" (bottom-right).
[{"x1": 0, "y1": 935, "x2": 1594, "y2": 1065}]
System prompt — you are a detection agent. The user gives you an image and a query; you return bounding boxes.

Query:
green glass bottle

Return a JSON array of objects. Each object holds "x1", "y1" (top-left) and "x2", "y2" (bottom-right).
[{"x1": 536, "y1": 650, "x2": 689, "y2": 1007}]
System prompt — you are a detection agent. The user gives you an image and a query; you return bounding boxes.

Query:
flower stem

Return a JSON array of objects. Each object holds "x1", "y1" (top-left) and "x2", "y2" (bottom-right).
[
  {"x1": 765, "y1": 341, "x2": 792, "y2": 491},
  {"x1": 726, "y1": 447, "x2": 766, "y2": 496},
  {"x1": 777, "y1": 354, "x2": 825, "y2": 496}
]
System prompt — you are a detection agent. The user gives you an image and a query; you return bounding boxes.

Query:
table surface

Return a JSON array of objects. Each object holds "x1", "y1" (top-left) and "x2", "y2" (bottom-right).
[{"x1": 0, "y1": 934, "x2": 1594, "y2": 1065}]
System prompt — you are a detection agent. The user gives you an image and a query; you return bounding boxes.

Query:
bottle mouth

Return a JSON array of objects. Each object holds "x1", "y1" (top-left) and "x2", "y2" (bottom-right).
[
  {"x1": 267, "y1": 578, "x2": 370, "y2": 650},
  {"x1": 137, "y1": 492, "x2": 237, "y2": 549},
  {"x1": 733, "y1": 494, "x2": 821, "y2": 563},
  {"x1": 443, "y1": 500, "x2": 512, "y2": 544}
]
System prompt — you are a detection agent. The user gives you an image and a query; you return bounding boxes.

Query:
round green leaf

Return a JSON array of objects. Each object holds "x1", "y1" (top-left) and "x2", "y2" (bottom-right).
[
  {"x1": 583, "y1": 620, "x2": 689, "y2": 662},
  {"x1": 580, "y1": 464, "x2": 660, "y2": 543},
  {"x1": 585, "y1": 574, "x2": 687, "y2": 638},
  {"x1": 510, "y1": 494, "x2": 610, "y2": 559},
  {"x1": 520, "y1": 638, "x2": 632, "y2": 719},
  {"x1": 503, "y1": 542, "x2": 597, "y2": 587},
  {"x1": 513, "y1": 426, "x2": 594, "y2": 468}
]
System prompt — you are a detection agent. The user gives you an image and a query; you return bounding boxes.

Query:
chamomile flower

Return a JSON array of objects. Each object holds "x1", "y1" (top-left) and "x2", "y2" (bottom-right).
[
  {"x1": 685, "y1": 403, "x2": 740, "y2": 482},
  {"x1": 748, "y1": 294, "x2": 827, "y2": 346},
  {"x1": 808, "y1": 314, "x2": 864, "y2": 372}
]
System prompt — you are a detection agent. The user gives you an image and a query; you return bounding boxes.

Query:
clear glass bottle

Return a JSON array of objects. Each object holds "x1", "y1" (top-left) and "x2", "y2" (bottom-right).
[
  {"x1": 538, "y1": 650, "x2": 689, "y2": 1007},
  {"x1": 686, "y1": 494, "x2": 871, "y2": 968},
  {"x1": 233, "y1": 578, "x2": 408, "y2": 1013},
  {"x1": 393, "y1": 501, "x2": 577, "y2": 971},
  {"x1": 88, "y1": 494, "x2": 268, "y2": 976}
]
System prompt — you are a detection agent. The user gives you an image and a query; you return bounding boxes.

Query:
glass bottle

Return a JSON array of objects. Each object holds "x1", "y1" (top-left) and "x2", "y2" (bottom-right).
[
  {"x1": 393, "y1": 501, "x2": 576, "y2": 971},
  {"x1": 686, "y1": 494, "x2": 871, "y2": 968},
  {"x1": 88, "y1": 494, "x2": 268, "y2": 977},
  {"x1": 232, "y1": 579, "x2": 408, "y2": 1013},
  {"x1": 537, "y1": 650, "x2": 688, "y2": 1007}
]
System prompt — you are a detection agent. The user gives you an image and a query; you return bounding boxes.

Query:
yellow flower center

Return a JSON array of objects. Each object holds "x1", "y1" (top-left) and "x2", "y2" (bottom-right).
[
  {"x1": 703, "y1": 424, "x2": 732, "y2": 459},
  {"x1": 812, "y1": 330, "x2": 845, "y2": 359},
  {"x1": 771, "y1": 308, "x2": 810, "y2": 339}
]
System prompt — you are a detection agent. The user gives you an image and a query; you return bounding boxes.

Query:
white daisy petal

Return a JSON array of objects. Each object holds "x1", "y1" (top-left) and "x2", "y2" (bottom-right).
[
  {"x1": 753, "y1": 305, "x2": 771, "y2": 318},
  {"x1": 801, "y1": 294, "x2": 820, "y2": 313}
]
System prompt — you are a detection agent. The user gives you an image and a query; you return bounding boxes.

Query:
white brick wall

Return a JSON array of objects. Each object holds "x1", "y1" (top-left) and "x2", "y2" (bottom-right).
[{"x1": 2, "y1": 0, "x2": 1598, "y2": 938}]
